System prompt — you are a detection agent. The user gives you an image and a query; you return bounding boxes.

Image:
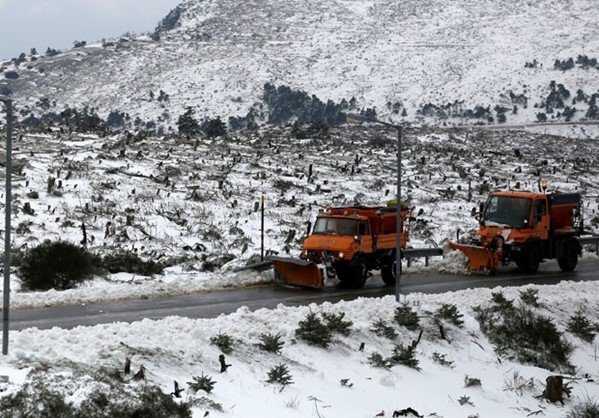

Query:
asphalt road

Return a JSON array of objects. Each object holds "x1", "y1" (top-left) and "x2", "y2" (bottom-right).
[{"x1": 9, "y1": 260, "x2": 598, "y2": 331}]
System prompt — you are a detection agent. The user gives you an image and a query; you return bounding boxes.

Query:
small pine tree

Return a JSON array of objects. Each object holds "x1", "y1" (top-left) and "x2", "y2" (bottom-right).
[
  {"x1": 394, "y1": 303, "x2": 420, "y2": 331},
  {"x1": 177, "y1": 107, "x2": 201, "y2": 135},
  {"x1": 295, "y1": 312, "x2": 333, "y2": 348},
  {"x1": 266, "y1": 363, "x2": 293, "y2": 388},
  {"x1": 257, "y1": 333, "x2": 284, "y2": 353}
]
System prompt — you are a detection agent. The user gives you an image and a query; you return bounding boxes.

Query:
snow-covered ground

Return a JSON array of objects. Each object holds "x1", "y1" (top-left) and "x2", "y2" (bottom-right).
[
  {"x1": 0, "y1": 126, "x2": 597, "y2": 417},
  {"x1": 1, "y1": 281, "x2": 599, "y2": 417},
  {"x1": 1, "y1": 127, "x2": 597, "y2": 309}
]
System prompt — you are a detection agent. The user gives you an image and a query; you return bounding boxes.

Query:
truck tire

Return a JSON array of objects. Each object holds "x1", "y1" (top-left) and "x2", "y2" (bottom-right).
[
  {"x1": 336, "y1": 257, "x2": 368, "y2": 289},
  {"x1": 516, "y1": 243, "x2": 540, "y2": 274},
  {"x1": 381, "y1": 252, "x2": 396, "y2": 286},
  {"x1": 558, "y1": 240, "x2": 578, "y2": 272},
  {"x1": 381, "y1": 261, "x2": 396, "y2": 286}
]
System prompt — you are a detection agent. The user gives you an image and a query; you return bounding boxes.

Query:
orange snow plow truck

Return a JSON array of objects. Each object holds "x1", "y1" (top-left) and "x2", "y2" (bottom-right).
[
  {"x1": 271, "y1": 202, "x2": 410, "y2": 289},
  {"x1": 448, "y1": 189, "x2": 583, "y2": 274}
]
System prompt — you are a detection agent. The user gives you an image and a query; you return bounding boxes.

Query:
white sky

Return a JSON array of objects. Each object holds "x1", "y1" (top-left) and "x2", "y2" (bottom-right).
[{"x1": 0, "y1": 0, "x2": 182, "y2": 60}]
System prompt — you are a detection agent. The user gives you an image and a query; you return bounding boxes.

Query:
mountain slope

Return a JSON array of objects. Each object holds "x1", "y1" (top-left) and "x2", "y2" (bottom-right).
[{"x1": 1, "y1": 0, "x2": 598, "y2": 131}]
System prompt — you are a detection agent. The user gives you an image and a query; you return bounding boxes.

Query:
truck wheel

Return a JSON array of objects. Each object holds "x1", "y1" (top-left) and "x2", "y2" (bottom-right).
[
  {"x1": 558, "y1": 241, "x2": 578, "y2": 272},
  {"x1": 381, "y1": 256, "x2": 396, "y2": 286},
  {"x1": 337, "y1": 258, "x2": 368, "y2": 288},
  {"x1": 516, "y1": 243, "x2": 540, "y2": 274}
]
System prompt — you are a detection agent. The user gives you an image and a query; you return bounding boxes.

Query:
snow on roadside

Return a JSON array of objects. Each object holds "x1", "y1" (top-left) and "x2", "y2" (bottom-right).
[{"x1": 1, "y1": 280, "x2": 599, "y2": 417}]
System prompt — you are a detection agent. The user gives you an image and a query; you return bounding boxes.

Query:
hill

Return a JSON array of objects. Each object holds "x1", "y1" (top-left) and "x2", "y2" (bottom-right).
[{"x1": 1, "y1": 0, "x2": 599, "y2": 134}]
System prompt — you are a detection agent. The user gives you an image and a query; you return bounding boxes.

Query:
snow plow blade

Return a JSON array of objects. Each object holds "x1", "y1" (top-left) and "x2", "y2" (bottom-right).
[
  {"x1": 268, "y1": 256, "x2": 324, "y2": 289},
  {"x1": 447, "y1": 241, "x2": 499, "y2": 273}
]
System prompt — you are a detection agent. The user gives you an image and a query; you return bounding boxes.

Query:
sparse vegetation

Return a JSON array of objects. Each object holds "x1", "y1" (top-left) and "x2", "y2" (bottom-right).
[
  {"x1": 431, "y1": 352, "x2": 454, "y2": 367},
  {"x1": 434, "y1": 303, "x2": 464, "y2": 327},
  {"x1": 266, "y1": 363, "x2": 293, "y2": 388},
  {"x1": 567, "y1": 309, "x2": 598, "y2": 343},
  {"x1": 464, "y1": 375, "x2": 482, "y2": 387},
  {"x1": 566, "y1": 397, "x2": 599, "y2": 418},
  {"x1": 519, "y1": 288, "x2": 540, "y2": 307},
  {"x1": 102, "y1": 251, "x2": 164, "y2": 276},
  {"x1": 210, "y1": 333, "x2": 235, "y2": 354},
  {"x1": 257, "y1": 332, "x2": 285, "y2": 353},
  {"x1": 295, "y1": 312, "x2": 333, "y2": 348},
  {"x1": 474, "y1": 293, "x2": 574, "y2": 372},
  {"x1": 188, "y1": 373, "x2": 217, "y2": 394},
  {"x1": 0, "y1": 374, "x2": 192, "y2": 418},
  {"x1": 370, "y1": 319, "x2": 398, "y2": 340},
  {"x1": 394, "y1": 303, "x2": 420, "y2": 331}
]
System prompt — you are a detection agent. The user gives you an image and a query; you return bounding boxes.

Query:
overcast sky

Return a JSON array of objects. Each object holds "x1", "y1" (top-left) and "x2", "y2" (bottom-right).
[{"x1": 0, "y1": 0, "x2": 182, "y2": 60}]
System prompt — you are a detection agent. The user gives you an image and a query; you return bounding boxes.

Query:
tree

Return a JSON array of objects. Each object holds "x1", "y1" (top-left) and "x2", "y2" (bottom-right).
[
  {"x1": 202, "y1": 116, "x2": 227, "y2": 138},
  {"x1": 177, "y1": 107, "x2": 200, "y2": 135}
]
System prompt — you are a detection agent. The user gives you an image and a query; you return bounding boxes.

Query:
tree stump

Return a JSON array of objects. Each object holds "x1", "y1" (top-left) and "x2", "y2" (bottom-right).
[{"x1": 543, "y1": 375, "x2": 571, "y2": 405}]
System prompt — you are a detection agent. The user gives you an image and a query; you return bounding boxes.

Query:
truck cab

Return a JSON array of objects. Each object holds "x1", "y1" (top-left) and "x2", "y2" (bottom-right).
[{"x1": 472, "y1": 190, "x2": 582, "y2": 273}]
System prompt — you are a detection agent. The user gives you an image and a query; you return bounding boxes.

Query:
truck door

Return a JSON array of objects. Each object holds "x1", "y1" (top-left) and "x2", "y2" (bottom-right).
[
  {"x1": 358, "y1": 220, "x2": 373, "y2": 253},
  {"x1": 532, "y1": 198, "x2": 549, "y2": 240}
]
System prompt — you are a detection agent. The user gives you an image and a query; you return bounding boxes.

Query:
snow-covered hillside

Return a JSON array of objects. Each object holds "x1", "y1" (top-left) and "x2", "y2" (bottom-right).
[
  {"x1": 1, "y1": 0, "x2": 599, "y2": 133},
  {"x1": 0, "y1": 125, "x2": 596, "y2": 309}
]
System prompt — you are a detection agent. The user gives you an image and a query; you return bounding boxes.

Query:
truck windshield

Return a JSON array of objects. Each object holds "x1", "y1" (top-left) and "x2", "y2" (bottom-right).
[
  {"x1": 483, "y1": 196, "x2": 531, "y2": 228},
  {"x1": 313, "y1": 217, "x2": 358, "y2": 236}
]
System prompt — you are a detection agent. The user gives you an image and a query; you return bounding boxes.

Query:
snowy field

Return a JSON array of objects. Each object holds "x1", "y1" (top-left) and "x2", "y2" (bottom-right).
[
  {"x1": 1, "y1": 281, "x2": 599, "y2": 417},
  {"x1": 0, "y1": 126, "x2": 597, "y2": 417}
]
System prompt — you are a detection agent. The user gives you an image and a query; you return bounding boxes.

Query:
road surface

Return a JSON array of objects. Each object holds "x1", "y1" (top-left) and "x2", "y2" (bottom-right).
[{"x1": 9, "y1": 261, "x2": 597, "y2": 331}]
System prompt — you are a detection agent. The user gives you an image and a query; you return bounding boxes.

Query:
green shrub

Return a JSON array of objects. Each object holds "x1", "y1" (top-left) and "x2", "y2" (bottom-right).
[
  {"x1": 18, "y1": 240, "x2": 96, "y2": 290},
  {"x1": 257, "y1": 332, "x2": 284, "y2": 353},
  {"x1": 490, "y1": 291, "x2": 514, "y2": 310},
  {"x1": 434, "y1": 304, "x2": 464, "y2": 327},
  {"x1": 0, "y1": 377, "x2": 192, "y2": 418},
  {"x1": 210, "y1": 333, "x2": 235, "y2": 354},
  {"x1": 188, "y1": 373, "x2": 217, "y2": 394},
  {"x1": 474, "y1": 299, "x2": 573, "y2": 372},
  {"x1": 394, "y1": 303, "x2": 420, "y2": 331},
  {"x1": 367, "y1": 352, "x2": 390, "y2": 369},
  {"x1": 295, "y1": 312, "x2": 333, "y2": 348},
  {"x1": 266, "y1": 363, "x2": 293, "y2": 388},
  {"x1": 432, "y1": 352, "x2": 454, "y2": 367},
  {"x1": 322, "y1": 312, "x2": 353, "y2": 336},
  {"x1": 388, "y1": 343, "x2": 420, "y2": 370},
  {"x1": 519, "y1": 288, "x2": 540, "y2": 307},
  {"x1": 567, "y1": 310, "x2": 598, "y2": 343},
  {"x1": 102, "y1": 251, "x2": 163, "y2": 276},
  {"x1": 464, "y1": 375, "x2": 482, "y2": 387},
  {"x1": 566, "y1": 397, "x2": 599, "y2": 418},
  {"x1": 370, "y1": 319, "x2": 398, "y2": 340},
  {"x1": 78, "y1": 385, "x2": 191, "y2": 418}
]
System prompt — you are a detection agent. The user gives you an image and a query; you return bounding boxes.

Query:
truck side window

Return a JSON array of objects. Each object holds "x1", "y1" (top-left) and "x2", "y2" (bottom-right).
[
  {"x1": 359, "y1": 221, "x2": 370, "y2": 235},
  {"x1": 536, "y1": 200, "x2": 547, "y2": 216}
]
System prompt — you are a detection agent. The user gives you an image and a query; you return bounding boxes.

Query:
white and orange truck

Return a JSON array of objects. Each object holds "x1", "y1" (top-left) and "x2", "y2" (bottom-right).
[
  {"x1": 271, "y1": 202, "x2": 410, "y2": 289},
  {"x1": 449, "y1": 187, "x2": 583, "y2": 274}
]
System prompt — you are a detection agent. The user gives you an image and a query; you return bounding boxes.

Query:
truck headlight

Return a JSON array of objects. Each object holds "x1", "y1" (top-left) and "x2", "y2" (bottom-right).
[{"x1": 338, "y1": 251, "x2": 345, "y2": 259}]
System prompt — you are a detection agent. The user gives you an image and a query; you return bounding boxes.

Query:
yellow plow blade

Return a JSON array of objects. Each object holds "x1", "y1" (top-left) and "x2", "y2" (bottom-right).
[
  {"x1": 447, "y1": 241, "x2": 500, "y2": 273},
  {"x1": 269, "y1": 256, "x2": 324, "y2": 289}
]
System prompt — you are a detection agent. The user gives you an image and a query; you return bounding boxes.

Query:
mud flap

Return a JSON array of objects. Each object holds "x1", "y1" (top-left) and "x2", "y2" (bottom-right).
[
  {"x1": 447, "y1": 241, "x2": 500, "y2": 273},
  {"x1": 269, "y1": 256, "x2": 324, "y2": 289}
]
